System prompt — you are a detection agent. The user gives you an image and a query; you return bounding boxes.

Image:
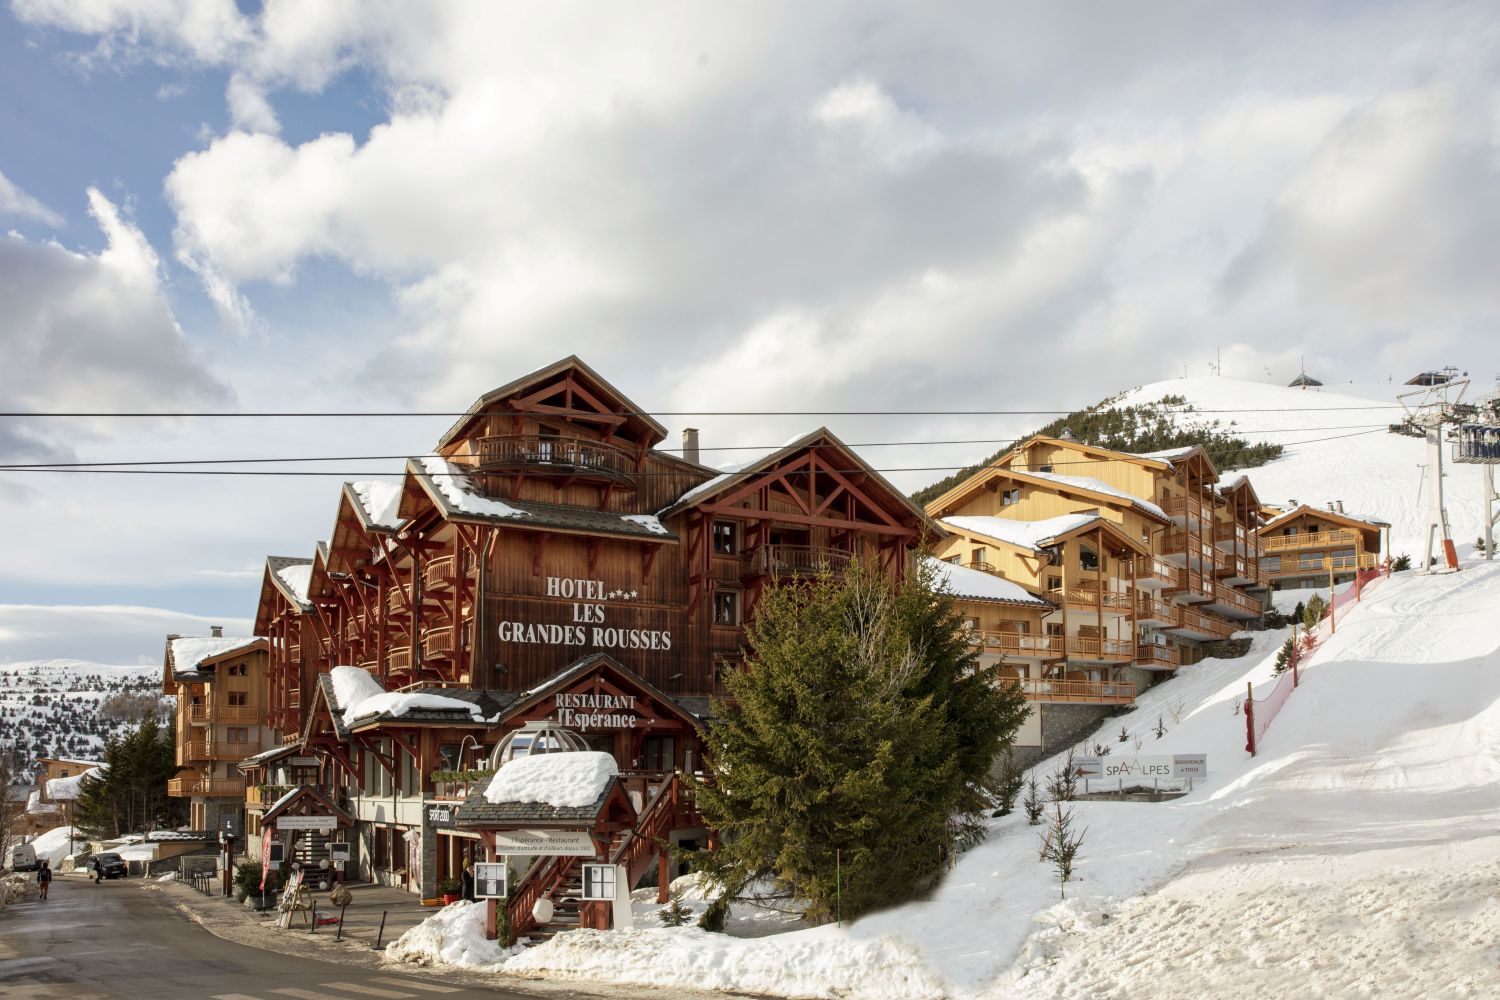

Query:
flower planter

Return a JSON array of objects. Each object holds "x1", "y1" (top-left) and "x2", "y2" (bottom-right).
[{"x1": 441, "y1": 893, "x2": 460, "y2": 905}]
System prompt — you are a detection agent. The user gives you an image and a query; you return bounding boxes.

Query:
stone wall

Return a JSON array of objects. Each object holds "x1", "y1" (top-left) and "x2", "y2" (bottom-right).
[
  {"x1": 1201, "y1": 637, "x2": 1254, "y2": 660},
  {"x1": 1005, "y1": 702, "x2": 1125, "y2": 772}
]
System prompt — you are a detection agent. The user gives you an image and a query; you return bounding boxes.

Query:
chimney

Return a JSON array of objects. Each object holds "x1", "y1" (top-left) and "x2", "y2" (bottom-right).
[
  {"x1": 1327, "y1": 503, "x2": 1335, "y2": 512},
  {"x1": 1336, "y1": 501, "x2": 1345, "y2": 513},
  {"x1": 682, "y1": 428, "x2": 700, "y2": 465},
  {"x1": 210, "y1": 625, "x2": 223, "y2": 638}
]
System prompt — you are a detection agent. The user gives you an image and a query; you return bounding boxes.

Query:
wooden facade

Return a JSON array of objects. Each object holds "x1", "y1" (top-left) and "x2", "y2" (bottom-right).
[
  {"x1": 239, "y1": 356, "x2": 937, "y2": 914},
  {"x1": 1258, "y1": 504, "x2": 1388, "y2": 589}
]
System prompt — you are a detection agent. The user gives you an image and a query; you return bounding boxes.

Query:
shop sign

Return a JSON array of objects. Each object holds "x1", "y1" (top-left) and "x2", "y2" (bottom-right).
[
  {"x1": 427, "y1": 805, "x2": 456, "y2": 826},
  {"x1": 495, "y1": 575, "x2": 673, "y2": 653},
  {"x1": 290, "y1": 757, "x2": 320, "y2": 767},
  {"x1": 1074, "y1": 755, "x2": 1208, "y2": 780},
  {"x1": 490, "y1": 829, "x2": 598, "y2": 856},
  {"x1": 276, "y1": 815, "x2": 338, "y2": 831},
  {"x1": 553, "y1": 691, "x2": 639, "y2": 731}
]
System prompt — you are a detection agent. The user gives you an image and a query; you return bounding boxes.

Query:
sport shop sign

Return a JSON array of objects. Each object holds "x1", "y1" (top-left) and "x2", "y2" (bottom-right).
[{"x1": 494, "y1": 575, "x2": 673, "y2": 654}]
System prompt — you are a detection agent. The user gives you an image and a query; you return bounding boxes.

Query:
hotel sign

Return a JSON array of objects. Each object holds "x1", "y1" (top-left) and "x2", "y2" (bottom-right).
[
  {"x1": 495, "y1": 576, "x2": 673, "y2": 653},
  {"x1": 491, "y1": 829, "x2": 599, "y2": 856},
  {"x1": 1074, "y1": 755, "x2": 1208, "y2": 780}
]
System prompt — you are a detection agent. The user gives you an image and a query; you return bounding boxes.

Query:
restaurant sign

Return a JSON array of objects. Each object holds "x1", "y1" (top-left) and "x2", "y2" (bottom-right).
[
  {"x1": 491, "y1": 829, "x2": 598, "y2": 856},
  {"x1": 553, "y1": 690, "x2": 640, "y2": 731},
  {"x1": 275, "y1": 815, "x2": 339, "y2": 831}
]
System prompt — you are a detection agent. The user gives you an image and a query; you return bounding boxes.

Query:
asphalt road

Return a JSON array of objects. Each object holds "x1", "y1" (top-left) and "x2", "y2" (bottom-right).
[{"x1": 0, "y1": 875, "x2": 574, "y2": 1000}]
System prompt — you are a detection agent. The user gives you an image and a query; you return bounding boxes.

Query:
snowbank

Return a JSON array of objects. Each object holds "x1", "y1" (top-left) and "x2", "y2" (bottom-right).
[
  {"x1": 629, "y1": 873, "x2": 806, "y2": 939},
  {"x1": 385, "y1": 900, "x2": 523, "y2": 970},
  {"x1": 275, "y1": 564, "x2": 312, "y2": 604},
  {"x1": 485, "y1": 751, "x2": 617, "y2": 808},
  {"x1": 29, "y1": 826, "x2": 89, "y2": 866}
]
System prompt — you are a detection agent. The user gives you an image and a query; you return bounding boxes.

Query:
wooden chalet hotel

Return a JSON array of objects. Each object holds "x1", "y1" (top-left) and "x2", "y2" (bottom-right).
[{"x1": 244, "y1": 356, "x2": 938, "y2": 939}]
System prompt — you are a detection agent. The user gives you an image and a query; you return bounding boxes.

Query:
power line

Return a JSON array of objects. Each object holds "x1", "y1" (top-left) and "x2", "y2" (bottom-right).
[
  {"x1": 0, "y1": 428, "x2": 1391, "y2": 477},
  {"x1": 0, "y1": 424, "x2": 1395, "y2": 471},
  {"x1": 0, "y1": 405, "x2": 1407, "y2": 419}
]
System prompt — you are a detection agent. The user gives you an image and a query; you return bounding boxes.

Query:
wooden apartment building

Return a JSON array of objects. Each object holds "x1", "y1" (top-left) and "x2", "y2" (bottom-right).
[
  {"x1": 924, "y1": 435, "x2": 1268, "y2": 755},
  {"x1": 244, "y1": 356, "x2": 936, "y2": 936},
  {"x1": 1258, "y1": 503, "x2": 1389, "y2": 590}
]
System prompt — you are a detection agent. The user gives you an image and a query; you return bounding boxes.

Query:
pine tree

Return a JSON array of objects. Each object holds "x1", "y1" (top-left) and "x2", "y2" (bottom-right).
[
  {"x1": 1039, "y1": 802, "x2": 1087, "y2": 899},
  {"x1": 1022, "y1": 775, "x2": 1045, "y2": 825},
  {"x1": 1273, "y1": 636, "x2": 1296, "y2": 674},
  {"x1": 74, "y1": 716, "x2": 184, "y2": 838},
  {"x1": 657, "y1": 886, "x2": 695, "y2": 927},
  {"x1": 693, "y1": 559, "x2": 1030, "y2": 924}
]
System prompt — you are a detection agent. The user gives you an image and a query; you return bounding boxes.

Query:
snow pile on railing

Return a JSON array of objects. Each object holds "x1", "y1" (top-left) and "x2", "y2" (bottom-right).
[
  {"x1": 485, "y1": 750, "x2": 617, "y2": 808},
  {"x1": 329, "y1": 664, "x2": 489, "y2": 727}
]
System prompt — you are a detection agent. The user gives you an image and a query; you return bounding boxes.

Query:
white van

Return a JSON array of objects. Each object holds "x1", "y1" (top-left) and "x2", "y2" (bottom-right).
[{"x1": 5, "y1": 842, "x2": 38, "y2": 872}]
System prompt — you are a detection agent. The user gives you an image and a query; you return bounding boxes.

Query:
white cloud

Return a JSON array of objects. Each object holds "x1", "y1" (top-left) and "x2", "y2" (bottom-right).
[
  {"x1": 0, "y1": 169, "x2": 63, "y2": 226},
  {"x1": 0, "y1": 604, "x2": 255, "y2": 663},
  {"x1": 225, "y1": 72, "x2": 280, "y2": 134},
  {"x1": 11, "y1": 0, "x2": 253, "y2": 65}
]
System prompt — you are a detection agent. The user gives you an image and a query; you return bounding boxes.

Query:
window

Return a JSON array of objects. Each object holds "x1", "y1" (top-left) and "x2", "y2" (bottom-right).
[
  {"x1": 227, "y1": 663, "x2": 248, "y2": 677},
  {"x1": 971, "y1": 547, "x2": 987, "y2": 565},
  {"x1": 962, "y1": 616, "x2": 980, "y2": 632},
  {"x1": 1045, "y1": 575, "x2": 1062, "y2": 594},
  {"x1": 643, "y1": 736, "x2": 676, "y2": 772},
  {"x1": 713, "y1": 591, "x2": 740, "y2": 626},
  {"x1": 228, "y1": 692, "x2": 248, "y2": 706},
  {"x1": 712, "y1": 520, "x2": 739, "y2": 555},
  {"x1": 945, "y1": 554, "x2": 961, "y2": 565},
  {"x1": 1001, "y1": 488, "x2": 1020, "y2": 506},
  {"x1": 226, "y1": 727, "x2": 249, "y2": 743},
  {"x1": 1039, "y1": 464, "x2": 1054, "y2": 473},
  {"x1": 1080, "y1": 547, "x2": 1099, "y2": 572}
]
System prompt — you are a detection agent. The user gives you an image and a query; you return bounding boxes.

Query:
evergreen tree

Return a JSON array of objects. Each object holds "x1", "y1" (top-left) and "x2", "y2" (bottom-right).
[
  {"x1": 75, "y1": 716, "x2": 184, "y2": 838},
  {"x1": 693, "y1": 559, "x2": 1030, "y2": 924}
]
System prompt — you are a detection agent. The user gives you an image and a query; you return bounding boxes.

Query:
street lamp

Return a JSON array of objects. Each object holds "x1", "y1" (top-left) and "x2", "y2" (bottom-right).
[{"x1": 458, "y1": 734, "x2": 483, "y2": 769}]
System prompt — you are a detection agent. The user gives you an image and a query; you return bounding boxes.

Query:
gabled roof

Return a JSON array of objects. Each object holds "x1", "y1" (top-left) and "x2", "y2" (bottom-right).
[
  {"x1": 260, "y1": 784, "x2": 353, "y2": 828},
  {"x1": 655, "y1": 427, "x2": 939, "y2": 537},
  {"x1": 923, "y1": 557, "x2": 1053, "y2": 608},
  {"x1": 500, "y1": 652, "x2": 706, "y2": 730},
  {"x1": 1260, "y1": 504, "x2": 1390, "y2": 533},
  {"x1": 1216, "y1": 475, "x2": 1263, "y2": 510},
  {"x1": 455, "y1": 776, "x2": 633, "y2": 828},
  {"x1": 255, "y1": 556, "x2": 313, "y2": 633},
  {"x1": 166, "y1": 635, "x2": 268, "y2": 684},
  {"x1": 237, "y1": 744, "x2": 299, "y2": 772},
  {"x1": 926, "y1": 463, "x2": 1170, "y2": 525},
  {"x1": 437, "y1": 355, "x2": 669, "y2": 450},
  {"x1": 941, "y1": 512, "x2": 1150, "y2": 557}
]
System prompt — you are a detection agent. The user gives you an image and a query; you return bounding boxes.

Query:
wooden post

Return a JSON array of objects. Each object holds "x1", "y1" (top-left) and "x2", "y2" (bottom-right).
[
  {"x1": 1244, "y1": 681, "x2": 1256, "y2": 757},
  {"x1": 657, "y1": 846, "x2": 670, "y2": 904}
]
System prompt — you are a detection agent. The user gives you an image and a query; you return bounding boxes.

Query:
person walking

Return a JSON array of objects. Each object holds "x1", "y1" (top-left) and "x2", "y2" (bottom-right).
[
  {"x1": 92, "y1": 855, "x2": 103, "y2": 885},
  {"x1": 37, "y1": 861, "x2": 52, "y2": 900},
  {"x1": 461, "y1": 858, "x2": 475, "y2": 902}
]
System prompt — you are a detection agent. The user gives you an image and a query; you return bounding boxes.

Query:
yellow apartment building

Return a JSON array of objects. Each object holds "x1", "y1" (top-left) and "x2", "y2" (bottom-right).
[
  {"x1": 1258, "y1": 503, "x2": 1388, "y2": 590},
  {"x1": 162, "y1": 632, "x2": 271, "y2": 833}
]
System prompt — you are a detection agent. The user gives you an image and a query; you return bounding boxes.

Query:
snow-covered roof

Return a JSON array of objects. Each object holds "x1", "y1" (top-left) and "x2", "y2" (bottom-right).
[
  {"x1": 351, "y1": 479, "x2": 404, "y2": 530},
  {"x1": 328, "y1": 664, "x2": 493, "y2": 728},
  {"x1": 237, "y1": 744, "x2": 298, "y2": 769},
  {"x1": 145, "y1": 829, "x2": 214, "y2": 842},
  {"x1": 941, "y1": 513, "x2": 1106, "y2": 553},
  {"x1": 170, "y1": 635, "x2": 264, "y2": 674},
  {"x1": 1132, "y1": 445, "x2": 1200, "y2": 463},
  {"x1": 1263, "y1": 505, "x2": 1391, "y2": 531},
  {"x1": 484, "y1": 750, "x2": 618, "y2": 808},
  {"x1": 45, "y1": 766, "x2": 102, "y2": 801},
  {"x1": 26, "y1": 790, "x2": 58, "y2": 814},
  {"x1": 275, "y1": 564, "x2": 311, "y2": 604},
  {"x1": 620, "y1": 513, "x2": 670, "y2": 535},
  {"x1": 1019, "y1": 470, "x2": 1168, "y2": 521},
  {"x1": 923, "y1": 557, "x2": 1050, "y2": 607},
  {"x1": 418, "y1": 456, "x2": 532, "y2": 520}
]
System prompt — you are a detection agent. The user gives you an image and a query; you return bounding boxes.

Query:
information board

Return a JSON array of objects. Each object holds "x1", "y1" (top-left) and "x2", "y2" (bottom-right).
[{"x1": 473, "y1": 862, "x2": 508, "y2": 899}]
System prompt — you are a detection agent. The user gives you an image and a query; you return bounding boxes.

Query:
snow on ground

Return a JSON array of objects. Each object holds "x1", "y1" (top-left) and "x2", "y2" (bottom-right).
[
  {"x1": 385, "y1": 900, "x2": 523, "y2": 970},
  {"x1": 389, "y1": 561, "x2": 1500, "y2": 998},
  {"x1": 485, "y1": 751, "x2": 617, "y2": 808},
  {"x1": 28, "y1": 826, "x2": 90, "y2": 866},
  {"x1": 628, "y1": 873, "x2": 807, "y2": 939},
  {"x1": 1115, "y1": 376, "x2": 1491, "y2": 560}
]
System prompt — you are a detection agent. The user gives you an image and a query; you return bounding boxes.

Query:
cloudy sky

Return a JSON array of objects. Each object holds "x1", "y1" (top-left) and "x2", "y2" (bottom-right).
[{"x1": 2, "y1": 1, "x2": 1499, "y2": 663}]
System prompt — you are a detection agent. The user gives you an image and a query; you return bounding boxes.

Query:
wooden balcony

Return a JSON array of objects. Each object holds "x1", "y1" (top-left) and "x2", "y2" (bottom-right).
[
  {"x1": 387, "y1": 645, "x2": 413, "y2": 672},
  {"x1": 1135, "y1": 596, "x2": 1181, "y2": 627},
  {"x1": 1169, "y1": 606, "x2": 1236, "y2": 640},
  {"x1": 1260, "y1": 529, "x2": 1360, "y2": 552},
  {"x1": 385, "y1": 589, "x2": 413, "y2": 619},
  {"x1": 1064, "y1": 637, "x2": 1135, "y2": 662},
  {"x1": 966, "y1": 560, "x2": 999, "y2": 575},
  {"x1": 1160, "y1": 495, "x2": 1206, "y2": 522},
  {"x1": 1135, "y1": 556, "x2": 1177, "y2": 589},
  {"x1": 1214, "y1": 521, "x2": 1249, "y2": 550},
  {"x1": 1162, "y1": 529, "x2": 1216, "y2": 566},
  {"x1": 424, "y1": 555, "x2": 459, "y2": 592},
  {"x1": 186, "y1": 703, "x2": 261, "y2": 724},
  {"x1": 1165, "y1": 567, "x2": 1214, "y2": 603},
  {"x1": 968, "y1": 630, "x2": 1064, "y2": 659},
  {"x1": 1136, "y1": 643, "x2": 1181, "y2": 670},
  {"x1": 756, "y1": 544, "x2": 853, "y2": 579},
  {"x1": 1055, "y1": 585, "x2": 1134, "y2": 615},
  {"x1": 475, "y1": 434, "x2": 638, "y2": 487},
  {"x1": 167, "y1": 775, "x2": 246, "y2": 798},
  {"x1": 1207, "y1": 584, "x2": 1260, "y2": 619},
  {"x1": 1014, "y1": 676, "x2": 1135, "y2": 705},
  {"x1": 183, "y1": 738, "x2": 209, "y2": 762},
  {"x1": 422, "y1": 625, "x2": 459, "y2": 659}
]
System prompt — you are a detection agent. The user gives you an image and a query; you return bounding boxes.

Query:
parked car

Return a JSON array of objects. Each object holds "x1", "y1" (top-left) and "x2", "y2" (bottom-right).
[
  {"x1": 5, "y1": 843, "x2": 38, "y2": 872},
  {"x1": 92, "y1": 853, "x2": 128, "y2": 879}
]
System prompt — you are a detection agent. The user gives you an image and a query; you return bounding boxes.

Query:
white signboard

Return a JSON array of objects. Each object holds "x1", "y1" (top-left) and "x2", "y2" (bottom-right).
[
  {"x1": 276, "y1": 815, "x2": 339, "y2": 831},
  {"x1": 474, "y1": 862, "x2": 508, "y2": 899},
  {"x1": 328, "y1": 843, "x2": 351, "y2": 862},
  {"x1": 490, "y1": 829, "x2": 598, "y2": 856},
  {"x1": 581, "y1": 863, "x2": 617, "y2": 901},
  {"x1": 1074, "y1": 755, "x2": 1208, "y2": 781},
  {"x1": 495, "y1": 575, "x2": 674, "y2": 655}
]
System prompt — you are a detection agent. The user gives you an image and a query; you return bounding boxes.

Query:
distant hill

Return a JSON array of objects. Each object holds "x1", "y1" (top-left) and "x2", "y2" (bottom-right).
[
  {"x1": 0, "y1": 659, "x2": 169, "y2": 781},
  {"x1": 910, "y1": 389, "x2": 1285, "y2": 506}
]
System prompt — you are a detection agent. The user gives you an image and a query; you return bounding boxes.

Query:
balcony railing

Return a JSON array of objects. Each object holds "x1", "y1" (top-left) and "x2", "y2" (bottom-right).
[
  {"x1": 475, "y1": 434, "x2": 638, "y2": 484},
  {"x1": 424, "y1": 555, "x2": 459, "y2": 591},
  {"x1": 1014, "y1": 677, "x2": 1135, "y2": 705},
  {"x1": 1135, "y1": 556, "x2": 1178, "y2": 589},
  {"x1": 1260, "y1": 529, "x2": 1360, "y2": 552},
  {"x1": 1172, "y1": 606, "x2": 1236, "y2": 639},
  {"x1": 387, "y1": 645, "x2": 413, "y2": 672},
  {"x1": 1215, "y1": 522, "x2": 1249, "y2": 548},
  {"x1": 422, "y1": 625, "x2": 459, "y2": 659},
  {"x1": 1136, "y1": 643, "x2": 1181, "y2": 669},
  {"x1": 1168, "y1": 567, "x2": 1214, "y2": 600},
  {"x1": 1209, "y1": 584, "x2": 1260, "y2": 617},
  {"x1": 965, "y1": 560, "x2": 999, "y2": 575},
  {"x1": 1054, "y1": 585, "x2": 1134, "y2": 613},
  {"x1": 968, "y1": 630, "x2": 1064, "y2": 659},
  {"x1": 385, "y1": 589, "x2": 413, "y2": 618},
  {"x1": 1135, "y1": 597, "x2": 1181, "y2": 627},
  {"x1": 186, "y1": 703, "x2": 261, "y2": 724},
  {"x1": 1160, "y1": 495, "x2": 1206, "y2": 521},
  {"x1": 1163, "y1": 529, "x2": 1216, "y2": 563},
  {"x1": 757, "y1": 544, "x2": 853, "y2": 578},
  {"x1": 167, "y1": 776, "x2": 246, "y2": 798},
  {"x1": 1064, "y1": 637, "x2": 1135, "y2": 661}
]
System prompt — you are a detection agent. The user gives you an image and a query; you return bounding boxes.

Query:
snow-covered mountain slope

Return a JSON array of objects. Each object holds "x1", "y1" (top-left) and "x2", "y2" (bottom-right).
[
  {"x1": 477, "y1": 561, "x2": 1500, "y2": 998},
  {"x1": 0, "y1": 659, "x2": 166, "y2": 776},
  {"x1": 1115, "y1": 376, "x2": 1491, "y2": 559}
]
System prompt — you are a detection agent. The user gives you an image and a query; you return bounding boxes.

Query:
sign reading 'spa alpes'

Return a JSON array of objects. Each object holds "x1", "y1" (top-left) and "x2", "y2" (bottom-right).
[{"x1": 494, "y1": 575, "x2": 674, "y2": 652}]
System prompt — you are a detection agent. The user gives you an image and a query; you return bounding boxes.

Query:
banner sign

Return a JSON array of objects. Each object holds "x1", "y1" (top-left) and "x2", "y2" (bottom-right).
[
  {"x1": 1074, "y1": 755, "x2": 1208, "y2": 780},
  {"x1": 490, "y1": 829, "x2": 598, "y2": 856},
  {"x1": 276, "y1": 815, "x2": 338, "y2": 831}
]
